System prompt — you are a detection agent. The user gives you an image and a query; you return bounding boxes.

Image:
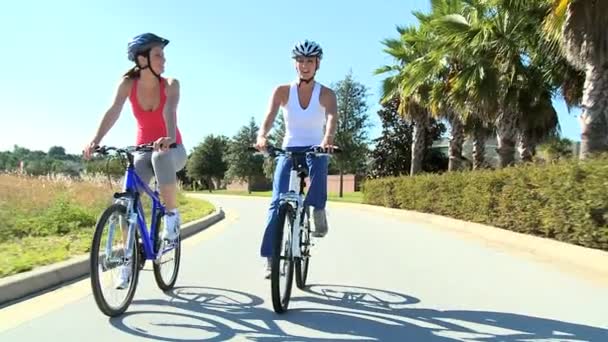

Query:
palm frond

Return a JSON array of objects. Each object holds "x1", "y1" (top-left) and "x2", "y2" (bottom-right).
[
  {"x1": 374, "y1": 65, "x2": 400, "y2": 76},
  {"x1": 379, "y1": 75, "x2": 401, "y2": 105},
  {"x1": 380, "y1": 38, "x2": 408, "y2": 60}
]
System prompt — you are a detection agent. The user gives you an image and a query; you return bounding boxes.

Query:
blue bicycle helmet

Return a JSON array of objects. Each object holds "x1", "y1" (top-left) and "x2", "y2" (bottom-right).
[{"x1": 127, "y1": 33, "x2": 169, "y2": 63}]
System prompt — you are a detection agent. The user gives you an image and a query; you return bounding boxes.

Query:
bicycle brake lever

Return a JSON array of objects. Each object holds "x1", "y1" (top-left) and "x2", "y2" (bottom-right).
[{"x1": 94, "y1": 146, "x2": 107, "y2": 155}]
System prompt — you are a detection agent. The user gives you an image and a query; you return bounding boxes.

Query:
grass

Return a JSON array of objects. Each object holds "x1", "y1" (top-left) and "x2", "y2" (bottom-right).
[
  {"x1": 0, "y1": 173, "x2": 214, "y2": 278},
  {"x1": 192, "y1": 189, "x2": 364, "y2": 203}
]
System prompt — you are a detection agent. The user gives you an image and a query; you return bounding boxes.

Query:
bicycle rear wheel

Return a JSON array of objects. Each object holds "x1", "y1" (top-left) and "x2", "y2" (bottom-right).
[
  {"x1": 271, "y1": 202, "x2": 295, "y2": 313},
  {"x1": 153, "y1": 211, "x2": 181, "y2": 291},
  {"x1": 90, "y1": 203, "x2": 140, "y2": 317}
]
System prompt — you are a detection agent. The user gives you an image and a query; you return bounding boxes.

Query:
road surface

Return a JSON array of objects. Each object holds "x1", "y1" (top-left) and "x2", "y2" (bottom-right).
[{"x1": 1, "y1": 194, "x2": 607, "y2": 341}]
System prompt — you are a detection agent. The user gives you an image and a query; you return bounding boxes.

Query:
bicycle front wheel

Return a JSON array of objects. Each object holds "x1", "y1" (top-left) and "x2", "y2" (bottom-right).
[
  {"x1": 153, "y1": 212, "x2": 181, "y2": 291},
  {"x1": 271, "y1": 202, "x2": 295, "y2": 314},
  {"x1": 90, "y1": 203, "x2": 140, "y2": 317}
]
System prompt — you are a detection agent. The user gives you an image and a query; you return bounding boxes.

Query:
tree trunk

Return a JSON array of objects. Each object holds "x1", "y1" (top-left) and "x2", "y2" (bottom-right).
[
  {"x1": 495, "y1": 109, "x2": 518, "y2": 168},
  {"x1": 247, "y1": 175, "x2": 252, "y2": 194},
  {"x1": 472, "y1": 125, "x2": 487, "y2": 170},
  {"x1": 518, "y1": 132, "x2": 535, "y2": 163},
  {"x1": 448, "y1": 114, "x2": 465, "y2": 171},
  {"x1": 207, "y1": 176, "x2": 213, "y2": 193},
  {"x1": 580, "y1": 61, "x2": 608, "y2": 159},
  {"x1": 339, "y1": 169, "x2": 344, "y2": 198},
  {"x1": 410, "y1": 107, "x2": 428, "y2": 176}
]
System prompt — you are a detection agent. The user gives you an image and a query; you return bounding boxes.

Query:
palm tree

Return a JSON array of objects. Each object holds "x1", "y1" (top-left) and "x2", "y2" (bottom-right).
[
  {"x1": 543, "y1": 0, "x2": 608, "y2": 158},
  {"x1": 464, "y1": 114, "x2": 494, "y2": 169},
  {"x1": 517, "y1": 88, "x2": 560, "y2": 162},
  {"x1": 376, "y1": 26, "x2": 432, "y2": 175},
  {"x1": 515, "y1": 59, "x2": 562, "y2": 162},
  {"x1": 379, "y1": 0, "x2": 569, "y2": 170},
  {"x1": 428, "y1": 2, "x2": 515, "y2": 167},
  {"x1": 429, "y1": 0, "x2": 563, "y2": 167},
  {"x1": 405, "y1": 4, "x2": 469, "y2": 172}
]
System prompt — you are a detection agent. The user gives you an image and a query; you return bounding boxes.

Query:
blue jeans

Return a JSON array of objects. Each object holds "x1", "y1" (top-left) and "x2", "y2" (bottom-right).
[{"x1": 260, "y1": 146, "x2": 329, "y2": 257}]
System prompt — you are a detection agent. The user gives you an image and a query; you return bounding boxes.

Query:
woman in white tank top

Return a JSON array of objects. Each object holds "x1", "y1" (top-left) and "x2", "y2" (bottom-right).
[
  {"x1": 254, "y1": 40, "x2": 339, "y2": 277},
  {"x1": 281, "y1": 80, "x2": 326, "y2": 148}
]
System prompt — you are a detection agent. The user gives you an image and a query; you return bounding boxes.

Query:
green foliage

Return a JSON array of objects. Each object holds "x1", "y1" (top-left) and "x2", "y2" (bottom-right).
[
  {"x1": 333, "y1": 70, "x2": 372, "y2": 175},
  {"x1": 48, "y1": 146, "x2": 67, "y2": 159},
  {"x1": 186, "y1": 134, "x2": 229, "y2": 190},
  {"x1": 10, "y1": 197, "x2": 96, "y2": 240},
  {"x1": 225, "y1": 117, "x2": 265, "y2": 190},
  {"x1": 263, "y1": 111, "x2": 286, "y2": 180},
  {"x1": 363, "y1": 156, "x2": 608, "y2": 251},
  {"x1": 83, "y1": 158, "x2": 124, "y2": 177},
  {"x1": 0, "y1": 172, "x2": 215, "y2": 278},
  {"x1": 369, "y1": 97, "x2": 448, "y2": 178},
  {"x1": 1, "y1": 145, "x2": 84, "y2": 176},
  {"x1": 537, "y1": 136, "x2": 575, "y2": 162}
]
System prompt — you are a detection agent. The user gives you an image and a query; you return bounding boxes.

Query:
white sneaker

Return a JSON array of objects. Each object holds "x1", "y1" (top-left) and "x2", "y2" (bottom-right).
[
  {"x1": 115, "y1": 265, "x2": 130, "y2": 290},
  {"x1": 162, "y1": 210, "x2": 180, "y2": 242}
]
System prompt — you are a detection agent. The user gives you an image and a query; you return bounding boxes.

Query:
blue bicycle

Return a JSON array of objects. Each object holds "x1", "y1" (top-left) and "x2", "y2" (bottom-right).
[{"x1": 89, "y1": 143, "x2": 181, "y2": 317}]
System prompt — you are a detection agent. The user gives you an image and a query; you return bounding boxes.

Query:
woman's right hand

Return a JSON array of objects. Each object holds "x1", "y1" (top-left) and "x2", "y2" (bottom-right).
[
  {"x1": 255, "y1": 135, "x2": 268, "y2": 151},
  {"x1": 82, "y1": 141, "x2": 98, "y2": 160}
]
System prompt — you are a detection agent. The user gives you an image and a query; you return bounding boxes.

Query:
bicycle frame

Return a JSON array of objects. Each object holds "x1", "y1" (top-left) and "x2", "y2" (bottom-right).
[
  {"x1": 108, "y1": 159, "x2": 167, "y2": 264},
  {"x1": 129, "y1": 163, "x2": 167, "y2": 257},
  {"x1": 278, "y1": 154, "x2": 309, "y2": 260}
]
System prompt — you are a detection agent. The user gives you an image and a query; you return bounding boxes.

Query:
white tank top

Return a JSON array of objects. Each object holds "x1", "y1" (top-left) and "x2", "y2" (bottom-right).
[{"x1": 281, "y1": 81, "x2": 326, "y2": 148}]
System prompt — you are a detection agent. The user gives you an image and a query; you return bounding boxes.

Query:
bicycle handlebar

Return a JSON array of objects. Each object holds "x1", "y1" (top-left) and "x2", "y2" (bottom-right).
[
  {"x1": 94, "y1": 143, "x2": 178, "y2": 156},
  {"x1": 248, "y1": 145, "x2": 342, "y2": 158}
]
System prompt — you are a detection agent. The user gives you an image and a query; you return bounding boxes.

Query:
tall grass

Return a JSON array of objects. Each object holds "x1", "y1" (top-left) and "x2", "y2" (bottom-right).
[{"x1": 0, "y1": 173, "x2": 213, "y2": 277}]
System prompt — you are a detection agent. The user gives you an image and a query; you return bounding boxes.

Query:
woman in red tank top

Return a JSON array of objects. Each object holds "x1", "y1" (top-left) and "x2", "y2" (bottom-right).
[{"x1": 83, "y1": 33, "x2": 187, "y2": 248}]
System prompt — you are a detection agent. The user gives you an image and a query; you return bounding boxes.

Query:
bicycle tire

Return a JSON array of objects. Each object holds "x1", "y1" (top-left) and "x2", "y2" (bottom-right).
[
  {"x1": 271, "y1": 202, "x2": 295, "y2": 313},
  {"x1": 295, "y1": 233, "x2": 310, "y2": 289},
  {"x1": 90, "y1": 203, "x2": 140, "y2": 317},
  {"x1": 137, "y1": 231, "x2": 146, "y2": 271},
  {"x1": 153, "y1": 211, "x2": 181, "y2": 291}
]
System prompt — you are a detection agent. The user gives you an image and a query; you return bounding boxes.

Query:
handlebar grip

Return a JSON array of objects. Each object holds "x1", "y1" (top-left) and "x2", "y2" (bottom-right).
[
  {"x1": 310, "y1": 146, "x2": 342, "y2": 154},
  {"x1": 94, "y1": 146, "x2": 108, "y2": 155}
]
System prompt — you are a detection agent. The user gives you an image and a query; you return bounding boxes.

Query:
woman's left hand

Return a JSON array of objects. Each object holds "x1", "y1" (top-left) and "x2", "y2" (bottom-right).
[
  {"x1": 153, "y1": 137, "x2": 174, "y2": 151},
  {"x1": 320, "y1": 136, "x2": 335, "y2": 153}
]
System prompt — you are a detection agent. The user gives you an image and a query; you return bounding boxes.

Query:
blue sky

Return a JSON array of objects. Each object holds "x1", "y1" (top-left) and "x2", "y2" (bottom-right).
[{"x1": 0, "y1": 0, "x2": 581, "y2": 154}]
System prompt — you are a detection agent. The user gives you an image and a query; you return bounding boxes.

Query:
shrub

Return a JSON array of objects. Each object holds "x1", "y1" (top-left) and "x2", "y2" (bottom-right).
[{"x1": 362, "y1": 157, "x2": 608, "y2": 251}]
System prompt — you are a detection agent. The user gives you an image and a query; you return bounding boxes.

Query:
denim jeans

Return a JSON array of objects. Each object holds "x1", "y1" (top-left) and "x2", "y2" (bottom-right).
[{"x1": 259, "y1": 146, "x2": 328, "y2": 257}]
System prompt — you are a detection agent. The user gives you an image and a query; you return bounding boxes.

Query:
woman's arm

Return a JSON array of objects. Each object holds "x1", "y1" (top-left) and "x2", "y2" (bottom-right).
[
  {"x1": 84, "y1": 78, "x2": 130, "y2": 159},
  {"x1": 162, "y1": 78, "x2": 180, "y2": 144}
]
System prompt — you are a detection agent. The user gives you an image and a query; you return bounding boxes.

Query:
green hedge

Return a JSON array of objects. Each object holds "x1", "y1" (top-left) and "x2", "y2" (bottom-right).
[{"x1": 362, "y1": 157, "x2": 608, "y2": 251}]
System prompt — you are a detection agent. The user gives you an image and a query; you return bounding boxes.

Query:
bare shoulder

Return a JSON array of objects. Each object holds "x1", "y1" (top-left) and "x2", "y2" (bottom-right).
[
  {"x1": 165, "y1": 77, "x2": 180, "y2": 90},
  {"x1": 319, "y1": 84, "x2": 337, "y2": 105},
  {"x1": 117, "y1": 77, "x2": 133, "y2": 96},
  {"x1": 163, "y1": 77, "x2": 180, "y2": 97},
  {"x1": 275, "y1": 84, "x2": 290, "y2": 97},
  {"x1": 273, "y1": 84, "x2": 290, "y2": 105}
]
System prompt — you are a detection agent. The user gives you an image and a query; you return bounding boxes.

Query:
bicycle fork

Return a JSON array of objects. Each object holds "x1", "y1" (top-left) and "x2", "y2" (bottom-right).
[
  {"x1": 285, "y1": 169, "x2": 305, "y2": 259},
  {"x1": 105, "y1": 198, "x2": 138, "y2": 269}
]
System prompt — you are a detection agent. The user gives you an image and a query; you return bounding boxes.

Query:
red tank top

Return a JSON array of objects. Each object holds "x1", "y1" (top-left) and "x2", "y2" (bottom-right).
[{"x1": 129, "y1": 77, "x2": 183, "y2": 145}]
